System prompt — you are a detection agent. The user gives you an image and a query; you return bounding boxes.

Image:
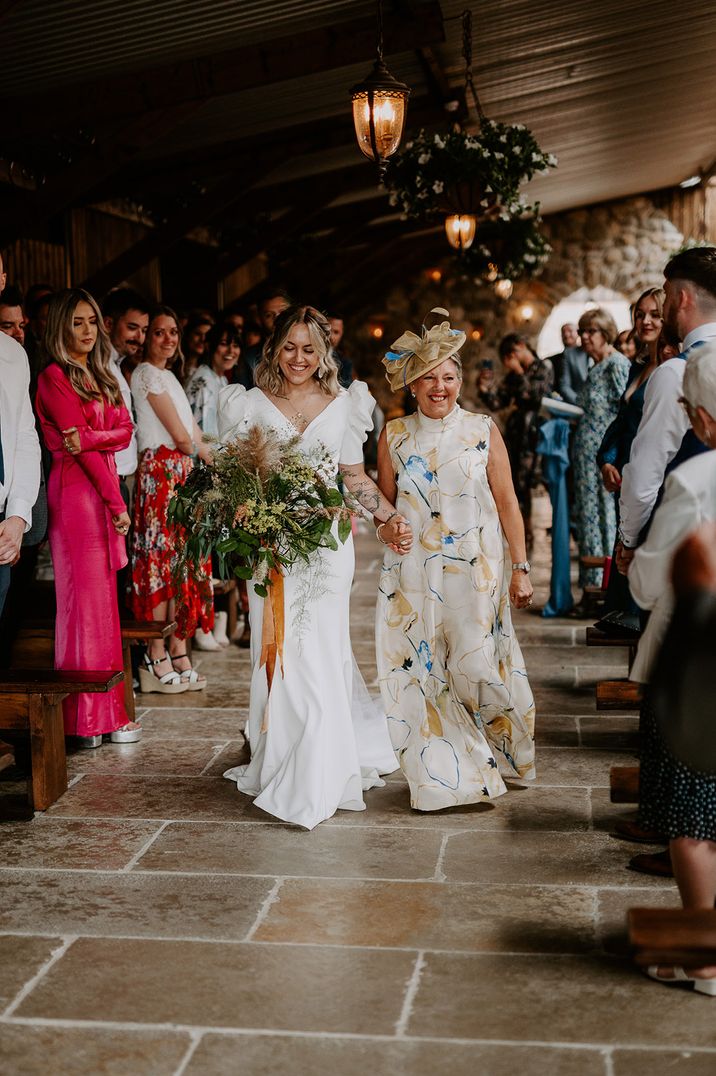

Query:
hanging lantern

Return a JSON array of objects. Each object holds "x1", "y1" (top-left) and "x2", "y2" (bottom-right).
[
  {"x1": 444, "y1": 214, "x2": 477, "y2": 250},
  {"x1": 351, "y1": 0, "x2": 410, "y2": 181},
  {"x1": 494, "y1": 278, "x2": 513, "y2": 299}
]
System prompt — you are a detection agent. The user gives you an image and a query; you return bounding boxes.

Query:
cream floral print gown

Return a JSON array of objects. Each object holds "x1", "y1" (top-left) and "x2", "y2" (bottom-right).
[{"x1": 376, "y1": 405, "x2": 536, "y2": 810}]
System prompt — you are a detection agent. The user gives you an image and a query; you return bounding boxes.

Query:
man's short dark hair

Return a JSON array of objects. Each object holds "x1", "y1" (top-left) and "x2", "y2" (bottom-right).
[
  {"x1": 256, "y1": 285, "x2": 292, "y2": 310},
  {"x1": 499, "y1": 332, "x2": 529, "y2": 359},
  {"x1": 664, "y1": 246, "x2": 716, "y2": 299},
  {"x1": 102, "y1": 287, "x2": 150, "y2": 321},
  {"x1": 0, "y1": 284, "x2": 24, "y2": 308}
]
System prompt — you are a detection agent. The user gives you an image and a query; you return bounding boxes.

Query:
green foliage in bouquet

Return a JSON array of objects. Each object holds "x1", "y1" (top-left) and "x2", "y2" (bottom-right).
[
  {"x1": 385, "y1": 120, "x2": 557, "y2": 221},
  {"x1": 168, "y1": 425, "x2": 352, "y2": 598}
]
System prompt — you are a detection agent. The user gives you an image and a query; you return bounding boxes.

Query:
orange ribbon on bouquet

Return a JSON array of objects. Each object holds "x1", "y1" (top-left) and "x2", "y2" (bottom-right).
[{"x1": 259, "y1": 565, "x2": 285, "y2": 732}]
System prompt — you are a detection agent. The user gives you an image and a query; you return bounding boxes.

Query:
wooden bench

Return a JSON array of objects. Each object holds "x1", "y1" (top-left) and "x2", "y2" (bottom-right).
[
  {"x1": 12, "y1": 620, "x2": 176, "y2": 722},
  {"x1": 586, "y1": 626, "x2": 639, "y2": 671},
  {"x1": 0, "y1": 669, "x2": 123, "y2": 810},
  {"x1": 629, "y1": 907, "x2": 716, "y2": 969},
  {"x1": 596, "y1": 678, "x2": 642, "y2": 711},
  {"x1": 610, "y1": 764, "x2": 640, "y2": 803}
]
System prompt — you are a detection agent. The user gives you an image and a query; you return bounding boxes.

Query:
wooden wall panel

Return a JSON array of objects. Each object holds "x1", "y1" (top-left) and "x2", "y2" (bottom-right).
[
  {"x1": 1, "y1": 238, "x2": 66, "y2": 292},
  {"x1": 69, "y1": 208, "x2": 161, "y2": 301}
]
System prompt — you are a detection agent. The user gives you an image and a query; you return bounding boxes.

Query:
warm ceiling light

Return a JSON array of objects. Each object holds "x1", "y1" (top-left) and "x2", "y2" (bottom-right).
[
  {"x1": 471, "y1": 328, "x2": 483, "y2": 341},
  {"x1": 445, "y1": 214, "x2": 477, "y2": 250},
  {"x1": 520, "y1": 303, "x2": 534, "y2": 321},
  {"x1": 494, "y1": 278, "x2": 513, "y2": 300},
  {"x1": 485, "y1": 262, "x2": 499, "y2": 282},
  {"x1": 351, "y1": 1, "x2": 410, "y2": 181},
  {"x1": 679, "y1": 175, "x2": 701, "y2": 189},
  {"x1": 370, "y1": 325, "x2": 384, "y2": 339},
  {"x1": 428, "y1": 268, "x2": 442, "y2": 282}
]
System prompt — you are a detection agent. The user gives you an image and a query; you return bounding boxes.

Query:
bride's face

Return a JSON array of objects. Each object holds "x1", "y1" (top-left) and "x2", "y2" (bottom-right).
[{"x1": 278, "y1": 322, "x2": 320, "y2": 388}]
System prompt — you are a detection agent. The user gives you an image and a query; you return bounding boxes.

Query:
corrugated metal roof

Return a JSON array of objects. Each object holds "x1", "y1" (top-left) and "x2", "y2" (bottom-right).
[
  {"x1": 0, "y1": 0, "x2": 376, "y2": 93},
  {"x1": 2, "y1": 0, "x2": 715, "y2": 218}
]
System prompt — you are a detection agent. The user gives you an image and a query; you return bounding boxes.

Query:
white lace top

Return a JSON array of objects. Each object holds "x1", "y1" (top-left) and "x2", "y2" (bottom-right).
[{"x1": 131, "y1": 362, "x2": 194, "y2": 454}]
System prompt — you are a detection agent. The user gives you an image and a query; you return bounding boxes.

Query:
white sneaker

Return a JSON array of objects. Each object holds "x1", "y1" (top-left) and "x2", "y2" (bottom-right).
[
  {"x1": 213, "y1": 611, "x2": 230, "y2": 647},
  {"x1": 192, "y1": 627, "x2": 222, "y2": 651}
]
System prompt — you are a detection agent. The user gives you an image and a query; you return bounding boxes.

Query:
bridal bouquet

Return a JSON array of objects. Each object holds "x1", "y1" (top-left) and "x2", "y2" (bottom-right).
[{"x1": 169, "y1": 425, "x2": 352, "y2": 597}]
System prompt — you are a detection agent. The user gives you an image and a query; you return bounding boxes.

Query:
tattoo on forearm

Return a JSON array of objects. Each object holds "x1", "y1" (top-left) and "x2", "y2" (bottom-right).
[{"x1": 339, "y1": 467, "x2": 394, "y2": 520}]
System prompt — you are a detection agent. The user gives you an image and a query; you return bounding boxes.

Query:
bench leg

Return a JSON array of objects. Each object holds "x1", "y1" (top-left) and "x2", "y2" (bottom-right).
[
  {"x1": 28, "y1": 694, "x2": 67, "y2": 811},
  {"x1": 123, "y1": 643, "x2": 136, "y2": 722}
]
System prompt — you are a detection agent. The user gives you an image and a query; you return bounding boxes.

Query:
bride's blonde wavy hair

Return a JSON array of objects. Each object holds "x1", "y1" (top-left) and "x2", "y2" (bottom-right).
[
  {"x1": 255, "y1": 304, "x2": 340, "y2": 397},
  {"x1": 42, "y1": 288, "x2": 121, "y2": 405}
]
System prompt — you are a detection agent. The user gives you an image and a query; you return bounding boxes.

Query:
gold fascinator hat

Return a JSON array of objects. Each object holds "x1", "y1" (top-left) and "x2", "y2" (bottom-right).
[{"x1": 382, "y1": 307, "x2": 466, "y2": 392}]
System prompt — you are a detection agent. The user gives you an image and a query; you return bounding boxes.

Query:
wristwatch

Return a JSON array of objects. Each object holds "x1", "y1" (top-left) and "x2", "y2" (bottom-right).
[{"x1": 511, "y1": 561, "x2": 531, "y2": 573}]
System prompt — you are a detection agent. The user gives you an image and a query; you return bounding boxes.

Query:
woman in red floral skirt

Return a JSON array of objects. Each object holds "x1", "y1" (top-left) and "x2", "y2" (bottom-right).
[{"x1": 130, "y1": 305, "x2": 213, "y2": 693}]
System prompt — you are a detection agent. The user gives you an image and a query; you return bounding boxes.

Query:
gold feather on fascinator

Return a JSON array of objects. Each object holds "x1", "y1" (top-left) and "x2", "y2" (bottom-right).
[{"x1": 382, "y1": 307, "x2": 466, "y2": 392}]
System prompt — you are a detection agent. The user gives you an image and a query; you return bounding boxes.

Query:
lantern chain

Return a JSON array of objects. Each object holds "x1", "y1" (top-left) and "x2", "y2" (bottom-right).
[
  {"x1": 462, "y1": 9, "x2": 485, "y2": 123},
  {"x1": 376, "y1": 0, "x2": 384, "y2": 61}
]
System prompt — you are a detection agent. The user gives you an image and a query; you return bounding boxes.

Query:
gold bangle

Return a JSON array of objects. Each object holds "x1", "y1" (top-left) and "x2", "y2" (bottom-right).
[{"x1": 376, "y1": 522, "x2": 389, "y2": 545}]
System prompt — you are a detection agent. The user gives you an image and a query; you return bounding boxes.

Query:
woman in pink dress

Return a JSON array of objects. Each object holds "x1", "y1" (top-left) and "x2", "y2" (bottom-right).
[{"x1": 36, "y1": 289, "x2": 142, "y2": 746}]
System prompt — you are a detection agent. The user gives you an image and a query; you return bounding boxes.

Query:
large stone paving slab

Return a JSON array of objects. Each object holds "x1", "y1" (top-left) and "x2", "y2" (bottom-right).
[
  {"x1": 134, "y1": 821, "x2": 444, "y2": 880},
  {"x1": 0, "y1": 870, "x2": 274, "y2": 940},
  {"x1": 0, "y1": 1025, "x2": 191, "y2": 1076},
  {"x1": 253, "y1": 877, "x2": 596, "y2": 953},
  {"x1": 66, "y1": 737, "x2": 227, "y2": 777},
  {"x1": 15, "y1": 937, "x2": 415, "y2": 1033},
  {"x1": 45, "y1": 775, "x2": 269, "y2": 822},
  {"x1": 186, "y1": 1034, "x2": 608, "y2": 1076},
  {"x1": 139, "y1": 706, "x2": 247, "y2": 739},
  {"x1": 409, "y1": 953, "x2": 716, "y2": 1047},
  {"x1": 442, "y1": 830, "x2": 670, "y2": 888},
  {"x1": 0, "y1": 817, "x2": 163, "y2": 870}
]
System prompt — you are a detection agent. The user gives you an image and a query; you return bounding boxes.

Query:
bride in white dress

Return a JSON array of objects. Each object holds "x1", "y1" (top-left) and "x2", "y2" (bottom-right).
[{"x1": 217, "y1": 304, "x2": 410, "y2": 829}]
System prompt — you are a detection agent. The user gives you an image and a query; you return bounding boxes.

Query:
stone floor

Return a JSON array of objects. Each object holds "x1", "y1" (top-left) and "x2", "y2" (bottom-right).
[{"x1": 1, "y1": 497, "x2": 713, "y2": 1075}]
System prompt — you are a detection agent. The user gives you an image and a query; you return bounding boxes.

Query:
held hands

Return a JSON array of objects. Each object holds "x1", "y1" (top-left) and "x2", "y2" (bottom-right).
[
  {"x1": 601, "y1": 463, "x2": 622, "y2": 493},
  {"x1": 112, "y1": 511, "x2": 131, "y2": 536},
  {"x1": 509, "y1": 569, "x2": 533, "y2": 609},
  {"x1": 378, "y1": 515, "x2": 414, "y2": 555},
  {"x1": 62, "y1": 427, "x2": 81, "y2": 455},
  {"x1": 0, "y1": 515, "x2": 25, "y2": 566},
  {"x1": 615, "y1": 540, "x2": 635, "y2": 576}
]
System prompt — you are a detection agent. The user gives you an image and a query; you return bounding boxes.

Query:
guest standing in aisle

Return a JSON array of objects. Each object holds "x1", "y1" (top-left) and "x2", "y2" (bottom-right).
[
  {"x1": 130, "y1": 305, "x2": 214, "y2": 693},
  {"x1": 570, "y1": 307, "x2": 630, "y2": 614},
  {"x1": 35, "y1": 289, "x2": 141, "y2": 745}
]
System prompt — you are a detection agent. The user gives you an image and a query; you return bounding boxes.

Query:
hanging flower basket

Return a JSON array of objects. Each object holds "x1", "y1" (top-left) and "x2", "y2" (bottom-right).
[
  {"x1": 460, "y1": 215, "x2": 552, "y2": 281},
  {"x1": 385, "y1": 120, "x2": 557, "y2": 222}
]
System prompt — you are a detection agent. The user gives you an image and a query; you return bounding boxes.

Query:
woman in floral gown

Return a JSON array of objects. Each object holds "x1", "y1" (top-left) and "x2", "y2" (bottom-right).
[
  {"x1": 571, "y1": 307, "x2": 630, "y2": 611},
  {"x1": 376, "y1": 310, "x2": 536, "y2": 811}
]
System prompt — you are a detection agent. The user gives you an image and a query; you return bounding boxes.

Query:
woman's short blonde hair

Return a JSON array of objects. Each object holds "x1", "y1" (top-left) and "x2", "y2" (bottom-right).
[
  {"x1": 255, "y1": 304, "x2": 340, "y2": 397},
  {"x1": 578, "y1": 307, "x2": 618, "y2": 346},
  {"x1": 683, "y1": 343, "x2": 716, "y2": 418}
]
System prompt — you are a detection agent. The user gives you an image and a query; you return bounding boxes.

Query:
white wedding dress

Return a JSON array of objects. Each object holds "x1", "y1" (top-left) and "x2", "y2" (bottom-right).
[{"x1": 217, "y1": 381, "x2": 398, "y2": 829}]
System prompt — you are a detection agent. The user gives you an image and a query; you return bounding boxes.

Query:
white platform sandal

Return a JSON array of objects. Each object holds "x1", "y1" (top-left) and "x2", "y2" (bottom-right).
[
  {"x1": 170, "y1": 652, "x2": 207, "y2": 692},
  {"x1": 138, "y1": 651, "x2": 189, "y2": 694},
  {"x1": 646, "y1": 966, "x2": 716, "y2": 996}
]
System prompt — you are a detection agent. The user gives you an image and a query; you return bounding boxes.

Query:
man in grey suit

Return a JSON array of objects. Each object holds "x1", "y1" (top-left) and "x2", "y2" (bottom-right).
[{"x1": 549, "y1": 323, "x2": 591, "y2": 404}]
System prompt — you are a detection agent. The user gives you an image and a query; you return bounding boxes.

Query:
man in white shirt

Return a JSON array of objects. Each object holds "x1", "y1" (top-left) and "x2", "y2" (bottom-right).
[
  {"x1": 0, "y1": 302, "x2": 42, "y2": 613},
  {"x1": 617, "y1": 246, "x2": 716, "y2": 573},
  {"x1": 102, "y1": 288, "x2": 149, "y2": 505}
]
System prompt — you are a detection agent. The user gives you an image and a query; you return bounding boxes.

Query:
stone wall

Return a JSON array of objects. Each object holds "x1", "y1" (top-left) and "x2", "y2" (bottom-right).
[{"x1": 348, "y1": 193, "x2": 685, "y2": 410}]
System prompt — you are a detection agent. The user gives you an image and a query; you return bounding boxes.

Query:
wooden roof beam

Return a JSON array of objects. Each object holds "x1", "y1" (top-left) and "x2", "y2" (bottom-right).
[
  {"x1": 4, "y1": 3, "x2": 446, "y2": 138},
  {"x1": 79, "y1": 149, "x2": 285, "y2": 297},
  {"x1": 0, "y1": 103, "x2": 199, "y2": 248}
]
